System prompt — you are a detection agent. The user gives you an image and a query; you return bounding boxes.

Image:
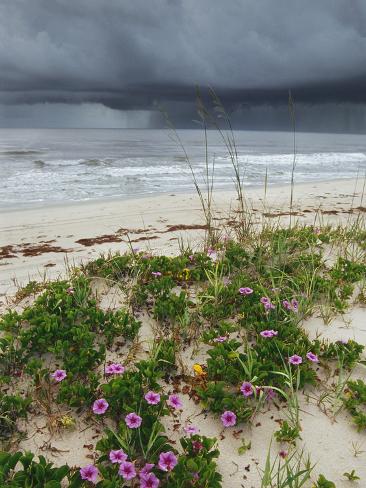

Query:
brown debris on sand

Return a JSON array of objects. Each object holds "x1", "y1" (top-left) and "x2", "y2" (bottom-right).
[
  {"x1": 0, "y1": 245, "x2": 17, "y2": 260},
  {"x1": 0, "y1": 242, "x2": 72, "y2": 259},
  {"x1": 76, "y1": 234, "x2": 123, "y2": 246},
  {"x1": 21, "y1": 243, "x2": 72, "y2": 257},
  {"x1": 130, "y1": 235, "x2": 160, "y2": 243},
  {"x1": 163, "y1": 224, "x2": 210, "y2": 232}
]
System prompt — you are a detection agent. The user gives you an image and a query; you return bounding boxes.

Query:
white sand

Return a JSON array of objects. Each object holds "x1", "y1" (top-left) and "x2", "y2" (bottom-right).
[{"x1": 1, "y1": 177, "x2": 364, "y2": 299}]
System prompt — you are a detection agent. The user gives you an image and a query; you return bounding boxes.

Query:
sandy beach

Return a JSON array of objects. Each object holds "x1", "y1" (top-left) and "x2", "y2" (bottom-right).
[{"x1": 1, "y1": 177, "x2": 365, "y2": 299}]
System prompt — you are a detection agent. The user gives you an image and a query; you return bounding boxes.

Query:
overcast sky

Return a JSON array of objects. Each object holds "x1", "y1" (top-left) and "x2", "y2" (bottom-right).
[{"x1": 0, "y1": 0, "x2": 366, "y2": 130}]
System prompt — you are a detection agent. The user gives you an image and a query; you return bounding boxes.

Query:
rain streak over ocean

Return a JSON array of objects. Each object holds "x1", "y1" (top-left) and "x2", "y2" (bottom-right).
[{"x1": 1, "y1": 128, "x2": 366, "y2": 208}]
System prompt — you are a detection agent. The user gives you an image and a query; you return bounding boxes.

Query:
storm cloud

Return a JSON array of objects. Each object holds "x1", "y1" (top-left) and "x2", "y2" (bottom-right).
[{"x1": 0, "y1": 0, "x2": 366, "y2": 128}]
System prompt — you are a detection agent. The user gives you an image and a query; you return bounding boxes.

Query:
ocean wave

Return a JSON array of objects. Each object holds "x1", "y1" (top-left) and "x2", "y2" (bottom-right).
[
  {"x1": 216, "y1": 152, "x2": 366, "y2": 166},
  {"x1": 80, "y1": 158, "x2": 115, "y2": 166},
  {"x1": 104, "y1": 164, "x2": 192, "y2": 177},
  {"x1": 0, "y1": 149, "x2": 44, "y2": 156}
]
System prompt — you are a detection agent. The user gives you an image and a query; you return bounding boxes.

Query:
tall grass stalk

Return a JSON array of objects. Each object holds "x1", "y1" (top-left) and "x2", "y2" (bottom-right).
[
  {"x1": 162, "y1": 104, "x2": 217, "y2": 247},
  {"x1": 271, "y1": 365, "x2": 301, "y2": 436},
  {"x1": 260, "y1": 443, "x2": 313, "y2": 488},
  {"x1": 288, "y1": 91, "x2": 297, "y2": 229},
  {"x1": 360, "y1": 169, "x2": 366, "y2": 208},
  {"x1": 347, "y1": 166, "x2": 361, "y2": 227},
  {"x1": 193, "y1": 88, "x2": 255, "y2": 240},
  {"x1": 317, "y1": 352, "x2": 352, "y2": 418}
]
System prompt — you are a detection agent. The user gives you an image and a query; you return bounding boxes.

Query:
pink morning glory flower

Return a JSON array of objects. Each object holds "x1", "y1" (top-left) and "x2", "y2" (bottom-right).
[
  {"x1": 260, "y1": 329, "x2": 278, "y2": 338},
  {"x1": 140, "y1": 472, "x2": 160, "y2": 488},
  {"x1": 152, "y1": 271, "x2": 162, "y2": 277},
  {"x1": 239, "y1": 287, "x2": 253, "y2": 295},
  {"x1": 167, "y1": 394, "x2": 183, "y2": 409},
  {"x1": 51, "y1": 369, "x2": 67, "y2": 382},
  {"x1": 125, "y1": 412, "x2": 142, "y2": 428},
  {"x1": 158, "y1": 451, "x2": 178, "y2": 472},
  {"x1": 266, "y1": 388, "x2": 276, "y2": 401},
  {"x1": 279, "y1": 449, "x2": 288, "y2": 459},
  {"x1": 221, "y1": 410, "x2": 237, "y2": 427},
  {"x1": 240, "y1": 381, "x2": 254, "y2": 397},
  {"x1": 105, "y1": 364, "x2": 115, "y2": 375},
  {"x1": 80, "y1": 465, "x2": 99, "y2": 484},
  {"x1": 109, "y1": 449, "x2": 128, "y2": 464},
  {"x1": 213, "y1": 336, "x2": 227, "y2": 343},
  {"x1": 306, "y1": 352, "x2": 319, "y2": 363},
  {"x1": 105, "y1": 363, "x2": 125, "y2": 375},
  {"x1": 145, "y1": 391, "x2": 161, "y2": 405},
  {"x1": 207, "y1": 248, "x2": 218, "y2": 261},
  {"x1": 139, "y1": 463, "x2": 155, "y2": 477},
  {"x1": 113, "y1": 364, "x2": 125, "y2": 374},
  {"x1": 92, "y1": 398, "x2": 109, "y2": 415},
  {"x1": 289, "y1": 354, "x2": 302, "y2": 365},
  {"x1": 66, "y1": 287, "x2": 74, "y2": 295},
  {"x1": 283, "y1": 299, "x2": 299, "y2": 312},
  {"x1": 184, "y1": 424, "x2": 199, "y2": 435},
  {"x1": 260, "y1": 296, "x2": 275, "y2": 310},
  {"x1": 118, "y1": 461, "x2": 136, "y2": 480},
  {"x1": 188, "y1": 255, "x2": 194, "y2": 261}
]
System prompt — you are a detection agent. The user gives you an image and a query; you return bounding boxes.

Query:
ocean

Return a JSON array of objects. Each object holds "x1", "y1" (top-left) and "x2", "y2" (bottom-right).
[{"x1": 1, "y1": 128, "x2": 365, "y2": 209}]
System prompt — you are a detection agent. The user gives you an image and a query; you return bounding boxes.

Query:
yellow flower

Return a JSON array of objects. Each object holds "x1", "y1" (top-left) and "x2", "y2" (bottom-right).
[
  {"x1": 59, "y1": 415, "x2": 75, "y2": 428},
  {"x1": 193, "y1": 364, "x2": 206, "y2": 376},
  {"x1": 182, "y1": 268, "x2": 190, "y2": 280},
  {"x1": 177, "y1": 268, "x2": 190, "y2": 281}
]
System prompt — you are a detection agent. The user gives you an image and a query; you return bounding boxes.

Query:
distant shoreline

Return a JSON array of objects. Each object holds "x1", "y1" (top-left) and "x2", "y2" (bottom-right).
[{"x1": 0, "y1": 175, "x2": 359, "y2": 213}]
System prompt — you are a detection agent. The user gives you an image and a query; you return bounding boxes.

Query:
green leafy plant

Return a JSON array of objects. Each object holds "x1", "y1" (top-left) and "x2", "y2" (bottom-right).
[
  {"x1": 343, "y1": 379, "x2": 366, "y2": 431},
  {"x1": 0, "y1": 394, "x2": 30, "y2": 440},
  {"x1": 165, "y1": 435, "x2": 222, "y2": 488},
  {"x1": 343, "y1": 469, "x2": 360, "y2": 481},
  {"x1": 0, "y1": 451, "x2": 75, "y2": 487},
  {"x1": 313, "y1": 474, "x2": 336, "y2": 488}
]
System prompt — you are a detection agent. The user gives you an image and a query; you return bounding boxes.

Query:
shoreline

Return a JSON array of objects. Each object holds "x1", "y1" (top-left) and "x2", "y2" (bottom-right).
[
  {"x1": 0, "y1": 175, "x2": 358, "y2": 214},
  {"x1": 1, "y1": 176, "x2": 365, "y2": 298}
]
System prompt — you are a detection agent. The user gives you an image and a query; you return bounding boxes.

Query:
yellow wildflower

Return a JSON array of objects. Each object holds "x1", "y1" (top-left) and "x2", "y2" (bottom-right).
[
  {"x1": 59, "y1": 415, "x2": 75, "y2": 428},
  {"x1": 193, "y1": 364, "x2": 206, "y2": 376}
]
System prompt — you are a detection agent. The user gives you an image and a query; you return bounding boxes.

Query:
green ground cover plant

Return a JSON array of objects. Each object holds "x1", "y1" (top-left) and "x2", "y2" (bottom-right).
[{"x1": 1, "y1": 219, "x2": 366, "y2": 486}]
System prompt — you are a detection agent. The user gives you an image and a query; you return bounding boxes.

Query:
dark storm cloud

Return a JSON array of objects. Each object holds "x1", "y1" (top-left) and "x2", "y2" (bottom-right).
[{"x1": 1, "y1": 0, "x2": 366, "y2": 111}]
